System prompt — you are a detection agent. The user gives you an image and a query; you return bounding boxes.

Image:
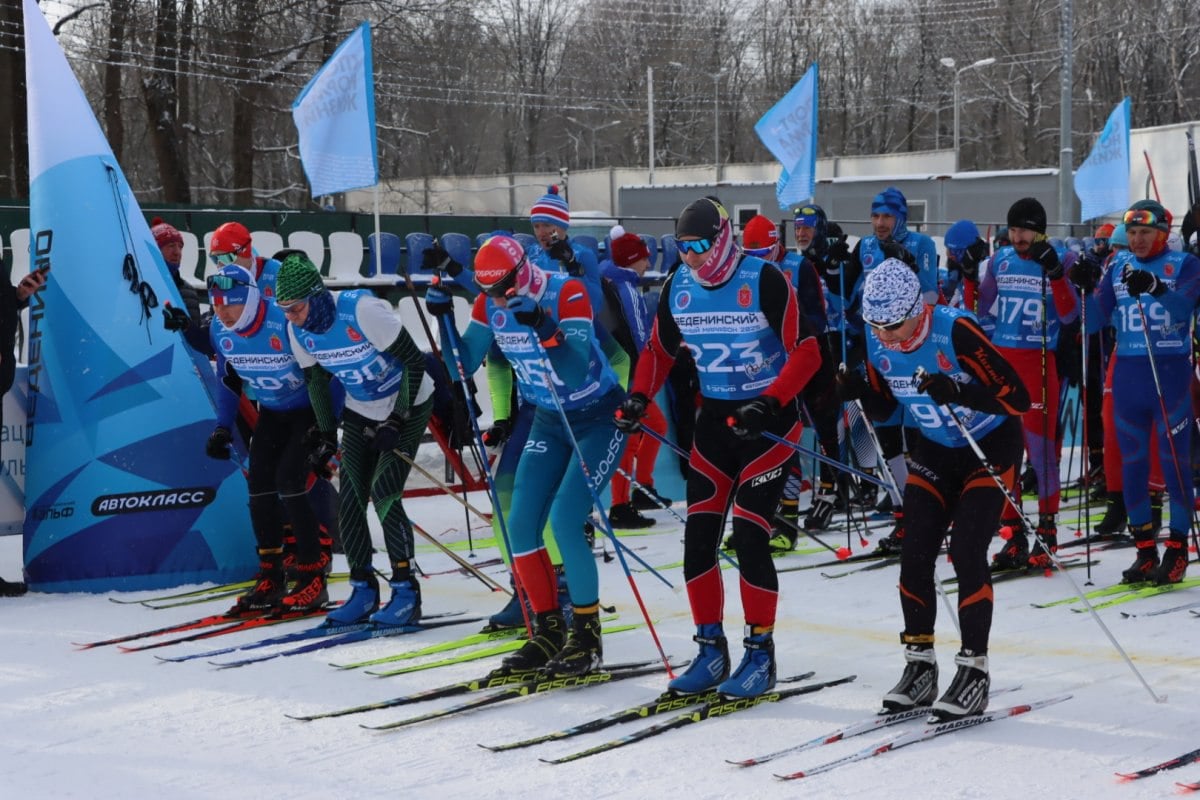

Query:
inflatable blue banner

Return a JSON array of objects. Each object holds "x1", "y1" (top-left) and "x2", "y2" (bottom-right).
[{"x1": 21, "y1": 0, "x2": 256, "y2": 592}]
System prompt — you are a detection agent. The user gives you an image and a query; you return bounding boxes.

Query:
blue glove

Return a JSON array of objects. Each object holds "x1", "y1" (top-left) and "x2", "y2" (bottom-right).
[
  {"x1": 507, "y1": 295, "x2": 559, "y2": 342},
  {"x1": 425, "y1": 285, "x2": 455, "y2": 317}
]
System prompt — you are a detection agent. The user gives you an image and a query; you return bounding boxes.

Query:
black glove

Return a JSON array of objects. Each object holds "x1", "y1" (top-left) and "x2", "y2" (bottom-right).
[
  {"x1": 305, "y1": 427, "x2": 339, "y2": 475},
  {"x1": 481, "y1": 418, "x2": 512, "y2": 448},
  {"x1": 507, "y1": 296, "x2": 559, "y2": 342},
  {"x1": 368, "y1": 411, "x2": 409, "y2": 452},
  {"x1": 1068, "y1": 253, "x2": 1103, "y2": 293},
  {"x1": 915, "y1": 370, "x2": 960, "y2": 406},
  {"x1": 425, "y1": 284, "x2": 455, "y2": 317},
  {"x1": 421, "y1": 243, "x2": 463, "y2": 277},
  {"x1": 879, "y1": 240, "x2": 917, "y2": 272},
  {"x1": 959, "y1": 239, "x2": 989, "y2": 283},
  {"x1": 1027, "y1": 240, "x2": 1063, "y2": 280},
  {"x1": 834, "y1": 366, "x2": 868, "y2": 402},
  {"x1": 204, "y1": 426, "x2": 232, "y2": 460},
  {"x1": 1123, "y1": 267, "x2": 1164, "y2": 297},
  {"x1": 614, "y1": 392, "x2": 649, "y2": 433},
  {"x1": 163, "y1": 304, "x2": 190, "y2": 332},
  {"x1": 547, "y1": 237, "x2": 577, "y2": 270},
  {"x1": 828, "y1": 238, "x2": 851, "y2": 264},
  {"x1": 726, "y1": 395, "x2": 781, "y2": 440}
]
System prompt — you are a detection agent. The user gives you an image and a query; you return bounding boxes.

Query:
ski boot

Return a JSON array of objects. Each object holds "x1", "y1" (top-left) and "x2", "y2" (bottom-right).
[
  {"x1": 0, "y1": 577, "x2": 27, "y2": 597},
  {"x1": 881, "y1": 636, "x2": 938, "y2": 712},
  {"x1": 1120, "y1": 523, "x2": 1159, "y2": 584},
  {"x1": 668, "y1": 623, "x2": 730, "y2": 695},
  {"x1": 499, "y1": 609, "x2": 567, "y2": 673},
  {"x1": 544, "y1": 606, "x2": 603, "y2": 676},
  {"x1": 718, "y1": 626, "x2": 776, "y2": 698},
  {"x1": 631, "y1": 484, "x2": 673, "y2": 511},
  {"x1": 229, "y1": 550, "x2": 286, "y2": 614},
  {"x1": 1095, "y1": 492, "x2": 1127, "y2": 537},
  {"x1": 369, "y1": 575, "x2": 422, "y2": 626},
  {"x1": 875, "y1": 512, "x2": 906, "y2": 555},
  {"x1": 324, "y1": 568, "x2": 380, "y2": 624},
  {"x1": 607, "y1": 502, "x2": 655, "y2": 529},
  {"x1": 851, "y1": 473, "x2": 878, "y2": 510},
  {"x1": 485, "y1": 580, "x2": 531, "y2": 631},
  {"x1": 930, "y1": 649, "x2": 990, "y2": 721},
  {"x1": 1152, "y1": 537, "x2": 1188, "y2": 585},
  {"x1": 875, "y1": 492, "x2": 895, "y2": 514},
  {"x1": 991, "y1": 521, "x2": 1029, "y2": 571},
  {"x1": 804, "y1": 483, "x2": 837, "y2": 531},
  {"x1": 277, "y1": 556, "x2": 330, "y2": 613},
  {"x1": 770, "y1": 503, "x2": 800, "y2": 552},
  {"x1": 1027, "y1": 515, "x2": 1058, "y2": 569},
  {"x1": 1020, "y1": 465, "x2": 1037, "y2": 495}
]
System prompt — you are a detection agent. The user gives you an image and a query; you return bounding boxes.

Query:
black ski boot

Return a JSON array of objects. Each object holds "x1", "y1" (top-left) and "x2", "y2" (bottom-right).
[
  {"x1": 499, "y1": 609, "x2": 567, "y2": 673},
  {"x1": 876, "y1": 512, "x2": 906, "y2": 554},
  {"x1": 930, "y1": 649, "x2": 989, "y2": 721},
  {"x1": 544, "y1": 607, "x2": 603, "y2": 676},
  {"x1": 1028, "y1": 515, "x2": 1058, "y2": 569},
  {"x1": 991, "y1": 522, "x2": 1029, "y2": 571},
  {"x1": 804, "y1": 483, "x2": 837, "y2": 531},
  {"x1": 0, "y1": 576, "x2": 27, "y2": 597},
  {"x1": 607, "y1": 503, "x2": 655, "y2": 529},
  {"x1": 1121, "y1": 523, "x2": 1159, "y2": 584},
  {"x1": 229, "y1": 550, "x2": 286, "y2": 614},
  {"x1": 1152, "y1": 537, "x2": 1188, "y2": 585},
  {"x1": 631, "y1": 484, "x2": 673, "y2": 511},
  {"x1": 881, "y1": 637, "x2": 938, "y2": 712},
  {"x1": 1095, "y1": 492, "x2": 1127, "y2": 537}
]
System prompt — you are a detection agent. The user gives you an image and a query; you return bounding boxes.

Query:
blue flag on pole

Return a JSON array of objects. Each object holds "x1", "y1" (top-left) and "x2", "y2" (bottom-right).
[
  {"x1": 292, "y1": 21, "x2": 378, "y2": 197},
  {"x1": 754, "y1": 64, "x2": 819, "y2": 211},
  {"x1": 1073, "y1": 98, "x2": 1130, "y2": 221}
]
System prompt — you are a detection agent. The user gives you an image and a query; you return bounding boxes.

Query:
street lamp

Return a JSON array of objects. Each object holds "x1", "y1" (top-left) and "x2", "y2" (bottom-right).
[
  {"x1": 939, "y1": 56, "x2": 996, "y2": 173},
  {"x1": 565, "y1": 117, "x2": 621, "y2": 169},
  {"x1": 712, "y1": 68, "x2": 727, "y2": 182},
  {"x1": 647, "y1": 62, "x2": 683, "y2": 185}
]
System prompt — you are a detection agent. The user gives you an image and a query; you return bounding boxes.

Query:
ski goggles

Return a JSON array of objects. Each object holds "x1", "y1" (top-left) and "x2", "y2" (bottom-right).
[
  {"x1": 206, "y1": 274, "x2": 253, "y2": 291},
  {"x1": 675, "y1": 238, "x2": 714, "y2": 256},
  {"x1": 866, "y1": 296, "x2": 921, "y2": 332},
  {"x1": 209, "y1": 244, "x2": 247, "y2": 266},
  {"x1": 1122, "y1": 208, "x2": 1168, "y2": 230},
  {"x1": 793, "y1": 206, "x2": 820, "y2": 228}
]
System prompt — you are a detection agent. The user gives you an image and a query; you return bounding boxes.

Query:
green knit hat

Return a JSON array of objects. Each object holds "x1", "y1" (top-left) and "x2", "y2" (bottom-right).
[{"x1": 275, "y1": 252, "x2": 325, "y2": 303}]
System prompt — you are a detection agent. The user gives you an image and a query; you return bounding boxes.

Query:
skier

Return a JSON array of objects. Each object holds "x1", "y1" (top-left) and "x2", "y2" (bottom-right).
[
  {"x1": 976, "y1": 198, "x2": 1079, "y2": 569},
  {"x1": 274, "y1": 253, "x2": 435, "y2": 625},
  {"x1": 838, "y1": 258, "x2": 1029, "y2": 720},
  {"x1": 1071, "y1": 200, "x2": 1200, "y2": 584},
  {"x1": 425, "y1": 234, "x2": 625, "y2": 675},
  {"x1": 203, "y1": 264, "x2": 337, "y2": 613},
  {"x1": 615, "y1": 196, "x2": 822, "y2": 698},
  {"x1": 602, "y1": 226, "x2": 670, "y2": 529},
  {"x1": 847, "y1": 187, "x2": 939, "y2": 550},
  {"x1": 741, "y1": 211, "x2": 840, "y2": 547}
]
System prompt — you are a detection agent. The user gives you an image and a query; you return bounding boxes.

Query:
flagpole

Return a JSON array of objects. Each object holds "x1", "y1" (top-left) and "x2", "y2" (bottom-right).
[{"x1": 373, "y1": 184, "x2": 382, "y2": 276}]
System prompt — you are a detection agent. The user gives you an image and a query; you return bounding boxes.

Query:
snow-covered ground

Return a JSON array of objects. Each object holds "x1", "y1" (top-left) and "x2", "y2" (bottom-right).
[{"x1": 3, "y1": 452, "x2": 1199, "y2": 799}]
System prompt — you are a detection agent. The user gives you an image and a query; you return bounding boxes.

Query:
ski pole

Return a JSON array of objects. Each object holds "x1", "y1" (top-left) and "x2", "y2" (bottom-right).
[
  {"x1": 616, "y1": 466, "x2": 741, "y2": 572},
  {"x1": 760, "y1": 431, "x2": 890, "y2": 489},
  {"x1": 410, "y1": 520, "x2": 508, "y2": 594},
  {"x1": 436, "y1": 302, "x2": 534, "y2": 638},
  {"x1": 1079, "y1": 289, "x2": 1094, "y2": 583},
  {"x1": 395, "y1": 451, "x2": 493, "y2": 524},
  {"x1": 914, "y1": 366, "x2": 1165, "y2": 703},
  {"x1": 528, "y1": 338, "x2": 675, "y2": 678}
]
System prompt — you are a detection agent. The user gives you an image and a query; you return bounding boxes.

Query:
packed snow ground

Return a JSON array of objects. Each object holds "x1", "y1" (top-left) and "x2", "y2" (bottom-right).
[{"x1": 3, "y1": 446, "x2": 1200, "y2": 799}]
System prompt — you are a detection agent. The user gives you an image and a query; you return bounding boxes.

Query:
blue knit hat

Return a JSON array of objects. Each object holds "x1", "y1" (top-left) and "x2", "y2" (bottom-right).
[
  {"x1": 871, "y1": 187, "x2": 908, "y2": 239},
  {"x1": 530, "y1": 185, "x2": 570, "y2": 229},
  {"x1": 944, "y1": 220, "x2": 981, "y2": 255}
]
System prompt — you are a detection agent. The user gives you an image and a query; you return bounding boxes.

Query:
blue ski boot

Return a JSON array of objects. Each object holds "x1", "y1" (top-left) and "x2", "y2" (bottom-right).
[
  {"x1": 369, "y1": 576, "x2": 421, "y2": 626},
  {"x1": 717, "y1": 626, "x2": 776, "y2": 698},
  {"x1": 486, "y1": 583, "x2": 529, "y2": 630},
  {"x1": 324, "y1": 570, "x2": 380, "y2": 625},
  {"x1": 667, "y1": 623, "x2": 729, "y2": 695}
]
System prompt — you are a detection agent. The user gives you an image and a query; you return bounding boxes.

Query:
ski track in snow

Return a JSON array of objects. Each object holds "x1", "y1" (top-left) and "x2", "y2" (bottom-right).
[{"x1": 3, "y1": 452, "x2": 1199, "y2": 799}]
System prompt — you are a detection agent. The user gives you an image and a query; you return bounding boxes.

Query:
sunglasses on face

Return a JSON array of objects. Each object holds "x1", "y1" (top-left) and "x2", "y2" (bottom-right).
[
  {"x1": 1123, "y1": 209, "x2": 1162, "y2": 227},
  {"x1": 480, "y1": 258, "x2": 524, "y2": 299},
  {"x1": 206, "y1": 274, "x2": 252, "y2": 291},
  {"x1": 675, "y1": 238, "x2": 714, "y2": 255},
  {"x1": 868, "y1": 318, "x2": 908, "y2": 332}
]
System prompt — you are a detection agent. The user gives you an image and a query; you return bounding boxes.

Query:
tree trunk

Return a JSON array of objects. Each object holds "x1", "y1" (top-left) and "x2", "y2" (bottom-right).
[
  {"x1": 230, "y1": 0, "x2": 259, "y2": 207},
  {"x1": 0, "y1": 1, "x2": 28, "y2": 197},
  {"x1": 142, "y1": 0, "x2": 191, "y2": 203},
  {"x1": 104, "y1": 0, "x2": 132, "y2": 162}
]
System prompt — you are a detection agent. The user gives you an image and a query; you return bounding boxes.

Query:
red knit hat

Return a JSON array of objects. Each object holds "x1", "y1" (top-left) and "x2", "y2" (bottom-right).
[
  {"x1": 150, "y1": 217, "x2": 183, "y2": 248},
  {"x1": 608, "y1": 226, "x2": 649, "y2": 268},
  {"x1": 741, "y1": 214, "x2": 780, "y2": 254}
]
